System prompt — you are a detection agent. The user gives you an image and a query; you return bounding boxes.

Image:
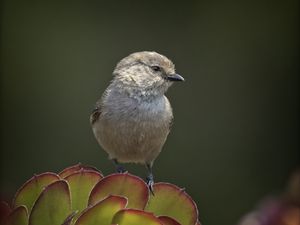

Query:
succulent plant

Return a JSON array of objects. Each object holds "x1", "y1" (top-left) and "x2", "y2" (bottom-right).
[{"x1": 1, "y1": 164, "x2": 201, "y2": 225}]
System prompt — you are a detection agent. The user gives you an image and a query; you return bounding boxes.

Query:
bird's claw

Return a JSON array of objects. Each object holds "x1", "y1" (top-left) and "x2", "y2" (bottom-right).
[
  {"x1": 116, "y1": 165, "x2": 127, "y2": 173},
  {"x1": 146, "y1": 174, "x2": 155, "y2": 196}
]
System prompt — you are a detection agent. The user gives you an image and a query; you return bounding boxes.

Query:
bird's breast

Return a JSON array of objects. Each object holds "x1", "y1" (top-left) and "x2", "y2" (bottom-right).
[
  {"x1": 92, "y1": 94, "x2": 173, "y2": 163},
  {"x1": 103, "y1": 94, "x2": 172, "y2": 124}
]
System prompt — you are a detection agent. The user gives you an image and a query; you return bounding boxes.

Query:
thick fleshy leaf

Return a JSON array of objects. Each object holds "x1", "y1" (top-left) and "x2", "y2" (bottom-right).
[
  {"x1": 112, "y1": 209, "x2": 163, "y2": 225},
  {"x1": 159, "y1": 216, "x2": 181, "y2": 225},
  {"x1": 64, "y1": 170, "x2": 103, "y2": 212},
  {"x1": 5, "y1": 205, "x2": 28, "y2": 225},
  {"x1": 61, "y1": 212, "x2": 77, "y2": 225},
  {"x1": 59, "y1": 163, "x2": 102, "y2": 179},
  {"x1": 145, "y1": 183, "x2": 198, "y2": 225},
  {"x1": 89, "y1": 173, "x2": 148, "y2": 209},
  {"x1": 74, "y1": 195, "x2": 127, "y2": 225},
  {"x1": 0, "y1": 201, "x2": 11, "y2": 223},
  {"x1": 13, "y1": 172, "x2": 60, "y2": 213},
  {"x1": 29, "y1": 180, "x2": 71, "y2": 225}
]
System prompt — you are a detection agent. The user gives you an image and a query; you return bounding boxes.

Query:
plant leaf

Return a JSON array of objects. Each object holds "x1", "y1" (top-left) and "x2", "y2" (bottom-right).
[
  {"x1": 13, "y1": 172, "x2": 60, "y2": 213},
  {"x1": 145, "y1": 183, "x2": 198, "y2": 225},
  {"x1": 64, "y1": 170, "x2": 103, "y2": 212},
  {"x1": 112, "y1": 209, "x2": 163, "y2": 225},
  {"x1": 61, "y1": 211, "x2": 78, "y2": 225},
  {"x1": 29, "y1": 180, "x2": 71, "y2": 225},
  {"x1": 89, "y1": 173, "x2": 148, "y2": 209},
  {"x1": 0, "y1": 201, "x2": 11, "y2": 224},
  {"x1": 158, "y1": 216, "x2": 182, "y2": 225},
  {"x1": 4, "y1": 205, "x2": 28, "y2": 225},
  {"x1": 74, "y1": 195, "x2": 127, "y2": 225},
  {"x1": 59, "y1": 163, "x2": 102, "y2": 179}
]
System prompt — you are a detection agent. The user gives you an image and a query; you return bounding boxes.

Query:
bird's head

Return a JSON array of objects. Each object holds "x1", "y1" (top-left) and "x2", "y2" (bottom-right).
[{"x1": 112, "y1": 51, "x2": 184, "y2": 97}]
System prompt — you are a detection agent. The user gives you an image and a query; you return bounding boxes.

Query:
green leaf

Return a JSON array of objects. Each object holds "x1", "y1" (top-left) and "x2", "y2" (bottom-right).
[
  {"x1": 61, "y1": 212, "x2": 77, "y2": 225},
  {"x1": 59, "y1": 163, "x2": 102, "y2": 179},
  {"x1": 5, "y1": 205, "x2": 28, "y2": 225},
  {"x1": 74, "y1": 195, "x2": 127, "y2": 225},
  {"x1": 64, "y1": 170, "x2": 103, "y2": 212},
  {"x1": 112, "y1": 209, "x2": 163, "y2": 225},
  {"x1": 145, "y1": 183, "x2": 198, "y2": 225},
  {"x1": 89, "y1": 173, "x2": 149, "y2": 209},
  {"x1": 13, "y1": 172, "x2": 60, "y2": 213},
  {"x1": 158, "y1": 216, "x2": 181, "y2": 225},
  {"x1": 29, "y1": 180, "x2": 71, "y2": 225}
]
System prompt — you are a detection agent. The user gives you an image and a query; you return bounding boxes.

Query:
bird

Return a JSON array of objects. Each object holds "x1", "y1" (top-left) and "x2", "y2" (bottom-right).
[{"x1": 90, "y1": 51, "x2": 184, "y2": 193}]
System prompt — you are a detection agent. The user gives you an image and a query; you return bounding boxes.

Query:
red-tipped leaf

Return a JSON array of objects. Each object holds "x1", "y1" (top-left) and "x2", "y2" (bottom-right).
[
  {"x1": 13, "y1": 173, "x2": 60, "y2": 213},
  {"x1": 145, "y1": 183, "x2": 198, "y2": 225},
  {"x1": 29, "y1": 180, "x2": 71, "y2": 225},
  {"x1": 0, "y1": 201, "x2": 11, "y2": 223},
  {"x1": 59, "y1": 163, "x2": 102, "y2": 179},
  {"x1": 74, "y1": 195, "x2": 127, "y2": 225},
  {"x1": 89, "y1": 173, "x2": 148, "y2": 209},
  {"x1": 4, "y1": 205, "x2": 28, "y2": 225},
  {"x1": 112, "y1": 209, "x2": 163, "y2": 225},
  {"x1": 159, "y1": 216, "x2": 182, "y2": 225},
  {"x1": 64, "y1": 170, "x2": 103, "y2": 212}
]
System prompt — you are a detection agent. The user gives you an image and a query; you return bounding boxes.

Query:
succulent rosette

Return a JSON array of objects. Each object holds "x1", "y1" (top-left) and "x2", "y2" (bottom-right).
[{"x1": 1, "y1": 164, "x2": 201, "y2": 225}]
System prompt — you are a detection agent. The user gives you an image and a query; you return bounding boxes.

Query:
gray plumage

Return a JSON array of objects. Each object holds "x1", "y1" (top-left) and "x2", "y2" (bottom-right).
[{"x1": 90, "y1": 51, "x2": 184, "y2": 190}]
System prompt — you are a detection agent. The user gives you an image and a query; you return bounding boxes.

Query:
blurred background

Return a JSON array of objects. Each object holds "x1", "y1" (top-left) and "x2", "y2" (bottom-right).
[{"x1": 0, "y1": 1, "x2": 299, "y2": 224}]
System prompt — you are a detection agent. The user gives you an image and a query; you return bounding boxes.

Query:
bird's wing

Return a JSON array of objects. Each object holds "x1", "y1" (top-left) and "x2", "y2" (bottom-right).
[
  {"x1": 163, "y1": 95, "x2": 174, "y2": 132},
  {"x1": 90, "y1": 106, "x2": 101, "y2": 124},
  {"x1": 168, "y1": 115, "x2": 174, "y2": 132}
]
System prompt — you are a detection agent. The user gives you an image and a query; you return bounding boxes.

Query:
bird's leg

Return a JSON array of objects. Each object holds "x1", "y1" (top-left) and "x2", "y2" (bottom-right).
[
  {"x1": 112, "y1": 159, "x2": 126, "y2": 173},
  {"x1": 146, "y1": 163, "x2": 155, "y2": 195}
]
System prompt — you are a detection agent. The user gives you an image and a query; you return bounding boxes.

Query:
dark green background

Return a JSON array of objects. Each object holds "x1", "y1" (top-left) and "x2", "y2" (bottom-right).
[{"x1": 1, "y1": 1, "x2": 299, "y2": 225}]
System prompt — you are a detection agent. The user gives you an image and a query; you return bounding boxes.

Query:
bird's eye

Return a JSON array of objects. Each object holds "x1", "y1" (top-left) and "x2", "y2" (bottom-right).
[{"x1": 151, "y1": 66, "x2": 161, "y2": 72}]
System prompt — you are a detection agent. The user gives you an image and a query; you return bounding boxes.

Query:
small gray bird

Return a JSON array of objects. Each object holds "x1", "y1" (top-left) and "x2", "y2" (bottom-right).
[{"x1": 90, "y1": 51, "x2": 184, "y2": 192}]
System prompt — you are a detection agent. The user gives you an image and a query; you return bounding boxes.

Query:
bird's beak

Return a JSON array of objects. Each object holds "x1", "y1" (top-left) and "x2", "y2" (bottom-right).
[{"x1": 166, "y1": 73, "x2": 185, "y2": 82}]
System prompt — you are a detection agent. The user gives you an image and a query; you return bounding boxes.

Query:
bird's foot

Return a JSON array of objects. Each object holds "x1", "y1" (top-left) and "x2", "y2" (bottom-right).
[
  {"x1": 146, "y1": 174, "x2": 155, "y2": 196},
  {"x1": 116, "y1": 165, "x2": 127, "y2": 173},
  {"x1": 112, "y1": 159, "x2": 127, "y2": 173}
]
